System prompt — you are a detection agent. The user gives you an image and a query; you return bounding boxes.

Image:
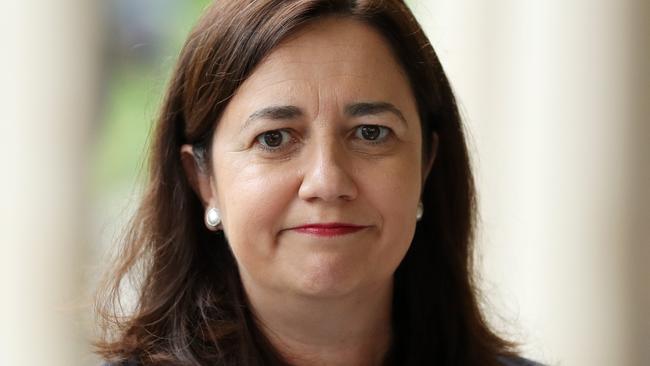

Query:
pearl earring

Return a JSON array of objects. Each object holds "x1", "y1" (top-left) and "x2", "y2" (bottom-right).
[
  {"x1": 416, "y1": 202, "x2": 424, "y2": 221},
  {"x1": 205, "y1": 207, "x2": 221, "y2": 230}
]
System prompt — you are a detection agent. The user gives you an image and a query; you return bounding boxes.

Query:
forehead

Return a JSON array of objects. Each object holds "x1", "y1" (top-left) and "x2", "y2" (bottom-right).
[
  {"x1": 266, "y1": 17, "x2": 405, "y2": 75},
  {"x1": 231, "y1": 17, "x2": 414, "y2": 105}
]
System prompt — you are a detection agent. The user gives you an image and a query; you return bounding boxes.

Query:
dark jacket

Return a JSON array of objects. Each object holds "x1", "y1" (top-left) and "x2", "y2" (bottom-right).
[{"x1": 499, "y1": 356, "x2": 544, "y2": 366}]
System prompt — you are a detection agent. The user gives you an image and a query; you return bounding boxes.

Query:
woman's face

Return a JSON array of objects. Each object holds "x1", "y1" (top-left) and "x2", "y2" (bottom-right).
[{"x1": 198, "y1": 18, "x2": 431, "y2": 299}]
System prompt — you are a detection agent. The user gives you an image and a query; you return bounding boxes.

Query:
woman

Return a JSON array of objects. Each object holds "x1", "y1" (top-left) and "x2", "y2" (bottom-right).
[{"x1": 97, "y1": 0, "x2": 540, "y2": 365}]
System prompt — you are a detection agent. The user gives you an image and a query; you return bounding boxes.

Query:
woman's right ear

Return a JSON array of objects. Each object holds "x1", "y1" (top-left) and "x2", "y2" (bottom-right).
[{"x1": 180, "y1": 144, "x2": 214, "y2": 206}]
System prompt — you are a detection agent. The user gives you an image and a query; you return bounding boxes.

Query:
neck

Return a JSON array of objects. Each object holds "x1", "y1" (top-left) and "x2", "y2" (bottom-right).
[{"x1": 244, "y1": 279, "x2": 394, "y2": 366}]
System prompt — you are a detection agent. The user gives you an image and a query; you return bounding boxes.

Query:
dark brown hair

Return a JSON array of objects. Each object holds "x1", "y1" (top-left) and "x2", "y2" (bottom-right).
[{"x1": 96, "y1": 0, "x2": 518, "y2": 365}]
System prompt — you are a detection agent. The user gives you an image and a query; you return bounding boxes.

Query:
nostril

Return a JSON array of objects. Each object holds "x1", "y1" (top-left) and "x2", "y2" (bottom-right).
[{"x1": 297, "y1": 159, "x2": 358, "y2": 202}]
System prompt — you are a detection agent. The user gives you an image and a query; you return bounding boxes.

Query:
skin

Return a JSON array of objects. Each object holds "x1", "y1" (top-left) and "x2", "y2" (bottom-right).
[{"x1": 182, "y1": 17, "x2": 437, "y2": 366}]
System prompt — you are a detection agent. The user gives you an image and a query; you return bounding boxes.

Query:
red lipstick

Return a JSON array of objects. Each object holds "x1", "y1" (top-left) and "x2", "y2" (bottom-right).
[{"x1": 291, "y1": 223, "x2": 367, "y2": 237}]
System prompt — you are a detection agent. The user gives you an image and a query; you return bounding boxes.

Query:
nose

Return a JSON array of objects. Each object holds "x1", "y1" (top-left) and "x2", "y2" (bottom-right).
[{"x1": 298, "y1": 139, "x2": 358, "y2": 203}]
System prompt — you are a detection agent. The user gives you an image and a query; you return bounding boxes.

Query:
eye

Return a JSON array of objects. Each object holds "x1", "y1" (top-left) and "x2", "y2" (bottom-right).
[
  {"x1": 354, "y1": 125, "x2": 390, "y2": 142},
  {"x1": 255, "y1": 129, "x2": 293, "y2": 150}
]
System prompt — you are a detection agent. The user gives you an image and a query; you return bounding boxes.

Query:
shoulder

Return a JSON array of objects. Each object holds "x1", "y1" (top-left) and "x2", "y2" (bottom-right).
[{"x1": 499, "y1": 356, "x2": 545, "y2": 366}]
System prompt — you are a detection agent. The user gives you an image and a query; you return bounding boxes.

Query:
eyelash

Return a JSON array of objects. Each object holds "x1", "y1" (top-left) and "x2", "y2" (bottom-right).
[
  {"x1": 353, "y1": 125, "x2": 391, "y2": 144},
  {"x1": 255, "y1": 129, "x2": 296, "y2": 152},
  {"x1": 253, "y1": 125, "x2": 393, "y2": 153}
]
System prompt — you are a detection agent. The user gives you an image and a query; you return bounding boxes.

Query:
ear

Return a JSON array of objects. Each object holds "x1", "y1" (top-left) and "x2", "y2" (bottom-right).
[
  {"x1": 422, "y1": 132, "x2": 439, "y2": 183},
  {"x1": 180, "y1": 144, "x2": 217, "y2": 208}
]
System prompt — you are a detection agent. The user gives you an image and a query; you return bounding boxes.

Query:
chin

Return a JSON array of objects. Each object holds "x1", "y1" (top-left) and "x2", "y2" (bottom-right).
[{"x1": 288, "y1": 253, "x2": 367, "y2": 298}]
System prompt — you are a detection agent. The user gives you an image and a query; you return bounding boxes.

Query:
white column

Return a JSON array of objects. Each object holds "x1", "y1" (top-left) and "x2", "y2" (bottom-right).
[
  {"x1": 0, "y1": 1, "x2": 102, "y2": 365},
  {"x1": 410, "y1": 0, "x2": 649, "y2": 365}
]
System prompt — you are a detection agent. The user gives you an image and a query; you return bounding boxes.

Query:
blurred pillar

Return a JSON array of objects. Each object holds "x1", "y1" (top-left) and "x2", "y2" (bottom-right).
[
  {"x1": 0, "y1": 1, "x2": 102, "y2": 365},
  {"x1": 629, "y1": 1, "x2": 650, "y2": 364},
  {"x1": 410, "y1": 0, "x2": 649, "y2": 365}
]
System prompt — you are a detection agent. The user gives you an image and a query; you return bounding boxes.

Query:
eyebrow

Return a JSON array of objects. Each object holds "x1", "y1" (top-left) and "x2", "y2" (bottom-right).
[
  {"x1": 241, "y1": 101, "x2": 407, "y2": 132},
  {"x1": 241, "y1": 105, "x2": 303, "y2": 132},
  {"x1": 344, "y1": 102, "x2": 407, "y2": 126}
]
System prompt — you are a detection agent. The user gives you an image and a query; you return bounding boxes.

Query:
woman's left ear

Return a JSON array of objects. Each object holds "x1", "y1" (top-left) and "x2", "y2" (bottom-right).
[{"x1": 422, "y1": 132, "x2": 439, "y2": 182}]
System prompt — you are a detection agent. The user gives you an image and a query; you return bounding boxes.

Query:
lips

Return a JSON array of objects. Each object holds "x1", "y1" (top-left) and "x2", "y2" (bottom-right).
[{"x1": 290, "y1": 223, "x2": 368, "y2": 237}]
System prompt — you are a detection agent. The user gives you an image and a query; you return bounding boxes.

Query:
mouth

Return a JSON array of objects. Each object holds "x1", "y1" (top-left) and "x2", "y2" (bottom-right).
[{"x1": 289, "y1": 223, "x2": 369, "y2": 237}]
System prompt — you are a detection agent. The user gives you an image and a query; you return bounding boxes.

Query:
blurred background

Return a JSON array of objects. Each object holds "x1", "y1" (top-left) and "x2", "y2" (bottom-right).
[{"x1": 0, "y1": 0, "x2": 647, "y2": 365}]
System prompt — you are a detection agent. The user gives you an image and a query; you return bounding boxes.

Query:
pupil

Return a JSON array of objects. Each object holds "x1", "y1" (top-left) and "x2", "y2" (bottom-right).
[
  {"x1": 264, "y1": 131, "x2": 283, "y2": 147},
  {"x1": 361, "y1": 126, "x2": 380, "y2": 140}
]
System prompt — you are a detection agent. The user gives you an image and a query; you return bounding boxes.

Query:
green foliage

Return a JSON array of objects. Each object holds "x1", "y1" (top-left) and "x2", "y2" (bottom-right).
[{"x1": 91, "y1": 0, "x2": 212, "y2": 196}]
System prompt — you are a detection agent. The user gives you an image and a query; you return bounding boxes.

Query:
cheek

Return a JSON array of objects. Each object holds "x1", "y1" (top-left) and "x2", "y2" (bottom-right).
[
  {"x1": 358, "y1": 151, "x2": 422, "y2": 266},
  {"x1": 364, "y1": 148, "x2": 422, "y2": 216},
  {"x1": 215, "y1": 161, "x2": 298, "y2": 260}
]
